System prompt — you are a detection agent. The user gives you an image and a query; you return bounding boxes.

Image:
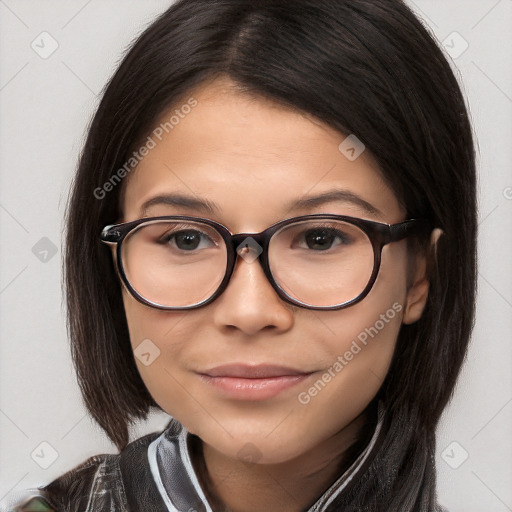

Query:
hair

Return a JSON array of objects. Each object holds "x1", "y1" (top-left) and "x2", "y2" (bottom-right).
[{"x1": 63, "y1": 0, "x2": 477, "y2": 509}]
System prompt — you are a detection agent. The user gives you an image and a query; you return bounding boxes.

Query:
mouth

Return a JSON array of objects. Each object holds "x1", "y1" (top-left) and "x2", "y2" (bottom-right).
[{"x1": 197, "y1": 364, "x2": 315, "y2": 401}]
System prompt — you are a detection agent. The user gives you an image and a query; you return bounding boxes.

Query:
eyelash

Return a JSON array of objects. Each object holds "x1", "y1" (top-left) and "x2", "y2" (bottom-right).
[{"x1": 157, "y1": 225, "x2": 353, "y2": 253}]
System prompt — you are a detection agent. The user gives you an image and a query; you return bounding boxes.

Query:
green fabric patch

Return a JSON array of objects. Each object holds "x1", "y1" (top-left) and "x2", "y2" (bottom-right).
[{"x1": 18, "y1": 496, "x2": 54, "y2": 512}]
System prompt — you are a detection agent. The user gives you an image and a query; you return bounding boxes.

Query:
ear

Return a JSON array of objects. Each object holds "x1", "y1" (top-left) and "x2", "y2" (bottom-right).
[{"x1": 402, "y1": 228, "x2": 443, "y2": 325}]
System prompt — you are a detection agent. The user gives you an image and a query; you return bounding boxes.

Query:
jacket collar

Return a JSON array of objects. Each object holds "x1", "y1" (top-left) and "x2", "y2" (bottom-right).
[{"x1": 148, "y1": 403, "x2": 385, "y2": 512}]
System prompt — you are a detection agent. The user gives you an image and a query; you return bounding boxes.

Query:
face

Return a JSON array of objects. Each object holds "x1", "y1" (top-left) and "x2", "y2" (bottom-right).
[{"x1": 118, "y1": 76, "x2": 429, "y2": 464}]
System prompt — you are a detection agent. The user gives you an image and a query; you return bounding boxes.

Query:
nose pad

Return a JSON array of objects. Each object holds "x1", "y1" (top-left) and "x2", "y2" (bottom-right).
[{"x1": 235, "y1": 236, "x2": 264, "y2": 265}]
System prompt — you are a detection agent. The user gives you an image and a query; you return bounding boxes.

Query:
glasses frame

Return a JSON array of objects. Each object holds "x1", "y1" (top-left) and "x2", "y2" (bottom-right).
[{"x1": 100, "y1": 214, "x2": 430, "y2": 311}]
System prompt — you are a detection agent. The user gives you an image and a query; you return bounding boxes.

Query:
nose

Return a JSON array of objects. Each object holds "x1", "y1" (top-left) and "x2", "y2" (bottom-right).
[{"x1": 212, "y1": 252, "x2": 295, "y2": 336}]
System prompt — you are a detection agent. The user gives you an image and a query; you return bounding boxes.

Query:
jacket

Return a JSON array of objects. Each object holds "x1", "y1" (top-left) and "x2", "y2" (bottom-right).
[
  {"x1": 0, "y1": 405, "x2": 449, "y2": 512},
  {"x1": 0, "y1": 410, "x2": 385, "y2": 512}
]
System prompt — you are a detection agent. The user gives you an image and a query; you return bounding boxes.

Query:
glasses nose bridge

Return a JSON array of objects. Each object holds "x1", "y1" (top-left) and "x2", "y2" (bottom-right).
[
  {"x1": 224, "y1": 231, "x2": 278, "y2": 301},
  {"x1": 229, "y1": 231, "x2": 268, "y2": 260}
]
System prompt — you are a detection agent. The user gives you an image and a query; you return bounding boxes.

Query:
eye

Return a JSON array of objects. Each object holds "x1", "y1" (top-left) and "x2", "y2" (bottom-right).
[
  {"x1": 160, "y1": 229, "x2": 216, "y2": 251},
  {"x1": 300, "y1": 227, "x2": 352, "y2": 251}
]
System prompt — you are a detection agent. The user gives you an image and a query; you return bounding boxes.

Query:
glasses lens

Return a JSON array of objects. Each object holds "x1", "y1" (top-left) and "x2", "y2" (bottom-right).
[
  {"x1": 121, "y1": 220, "x2": 227, "y2": 307},
  {"x1": 268, "y1": 219, "x2": 375, "y2": 307}
]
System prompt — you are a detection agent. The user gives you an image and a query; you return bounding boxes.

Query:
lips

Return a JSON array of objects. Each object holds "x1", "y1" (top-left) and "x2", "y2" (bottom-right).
[
  {"x1": 197, "y1": 364, "x2": 315, "y2": 401},
  {"x1": 200, "y1": 364, "x2": 310, "y2": 378}
]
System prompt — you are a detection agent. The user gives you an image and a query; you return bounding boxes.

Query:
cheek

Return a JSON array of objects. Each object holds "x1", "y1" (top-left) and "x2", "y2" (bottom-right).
[
  {"x1": 297, "y1": 297, "x2": 404, "y2": 421},
  {"x1": 325, "y1": 288, "x2": 405, "y2": 368},
  {"x1": 122, "y1": 285, "x2": 194, "y2": 348},
  {"x1": 121, "y1": 291, "x2": 192, "y2": 411},
  {"x1": 297, "y1": 247, "x2": 408, "y2": 419}
]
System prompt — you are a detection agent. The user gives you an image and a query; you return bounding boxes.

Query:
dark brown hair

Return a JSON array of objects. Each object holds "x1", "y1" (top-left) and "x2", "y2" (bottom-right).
[{"x1": 63, "y1": 1, "x2": 476, "y2": 509}]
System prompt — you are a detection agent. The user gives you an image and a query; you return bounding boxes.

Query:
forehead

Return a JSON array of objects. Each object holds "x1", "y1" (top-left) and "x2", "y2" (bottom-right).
[{"x1": 121, "y1": 77, "x2": 404, "y2": 229}]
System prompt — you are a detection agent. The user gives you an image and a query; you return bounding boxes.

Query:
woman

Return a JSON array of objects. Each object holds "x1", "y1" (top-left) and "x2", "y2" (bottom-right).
[{"x1": 2, "y1": 0, "x2": 476, "y2": 510}]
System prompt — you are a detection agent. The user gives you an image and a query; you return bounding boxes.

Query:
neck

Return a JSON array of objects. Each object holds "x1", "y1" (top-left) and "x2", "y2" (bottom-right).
[{"x1": 190, "y1": 406, "x2": 377, "y2": 512}]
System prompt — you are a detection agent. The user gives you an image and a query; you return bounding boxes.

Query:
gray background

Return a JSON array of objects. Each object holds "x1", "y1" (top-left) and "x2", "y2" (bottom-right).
[{"x1": 0, "y1": 1, "x2": 511, "y2": 510}]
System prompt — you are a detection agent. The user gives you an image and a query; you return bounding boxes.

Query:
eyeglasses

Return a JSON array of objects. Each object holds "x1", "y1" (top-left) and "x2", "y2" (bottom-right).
[{"x1": 100, "y1": 214, "x2": 430, "y2": 311}]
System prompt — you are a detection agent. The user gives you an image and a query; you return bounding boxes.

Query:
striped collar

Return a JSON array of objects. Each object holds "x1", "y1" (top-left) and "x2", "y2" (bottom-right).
[{"x1": 149, "y1": 403, "x2": 385, "y2": 512}]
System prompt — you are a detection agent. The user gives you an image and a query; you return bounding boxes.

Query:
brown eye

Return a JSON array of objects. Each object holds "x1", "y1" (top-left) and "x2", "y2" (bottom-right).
[{"x1": 303, "y1": 228, "x2": 351, "y2": 250}]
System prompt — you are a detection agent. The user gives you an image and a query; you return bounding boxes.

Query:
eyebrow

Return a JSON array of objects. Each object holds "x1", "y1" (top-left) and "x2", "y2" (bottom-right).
[
  {"x1": 284, "y1": 189, "x2": 382, "y2": 217},
  {"x1": 140, "y1": 189, "x2": 382, "y2": 218},
  {"x1": 141, "y1": 194, "x2": 220, "y2": 216}
]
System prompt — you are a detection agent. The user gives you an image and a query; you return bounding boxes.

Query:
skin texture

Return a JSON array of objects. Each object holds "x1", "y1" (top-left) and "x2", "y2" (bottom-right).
[{"x1": 117, "y1": 77, "x2": 431, "y2": 512}]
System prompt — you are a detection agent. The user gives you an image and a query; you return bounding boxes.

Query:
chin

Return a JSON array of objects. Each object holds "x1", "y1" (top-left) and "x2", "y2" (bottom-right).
[{"x1": 196, "y1": 423, "x2": 308, "y2": 465}]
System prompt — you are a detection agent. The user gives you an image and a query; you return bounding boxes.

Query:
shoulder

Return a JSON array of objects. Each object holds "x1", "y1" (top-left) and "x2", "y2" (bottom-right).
[
  {"x1": 0, "y1": 428, "x2": 165, "y2": 512},
  {"x1": 0, "y1": 454, "x2": 121, "y2": 512}
]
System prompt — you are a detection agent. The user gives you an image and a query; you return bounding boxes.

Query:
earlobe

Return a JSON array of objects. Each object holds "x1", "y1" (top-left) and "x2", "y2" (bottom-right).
[{"x1": 402, "y1": 228, "x2": 443, "y2": 325}]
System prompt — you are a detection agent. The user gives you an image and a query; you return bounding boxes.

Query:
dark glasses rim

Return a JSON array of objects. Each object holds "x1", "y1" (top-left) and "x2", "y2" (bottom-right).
[{"x1": 100, "y1": 213, "x2": 432, "y2": 311}]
